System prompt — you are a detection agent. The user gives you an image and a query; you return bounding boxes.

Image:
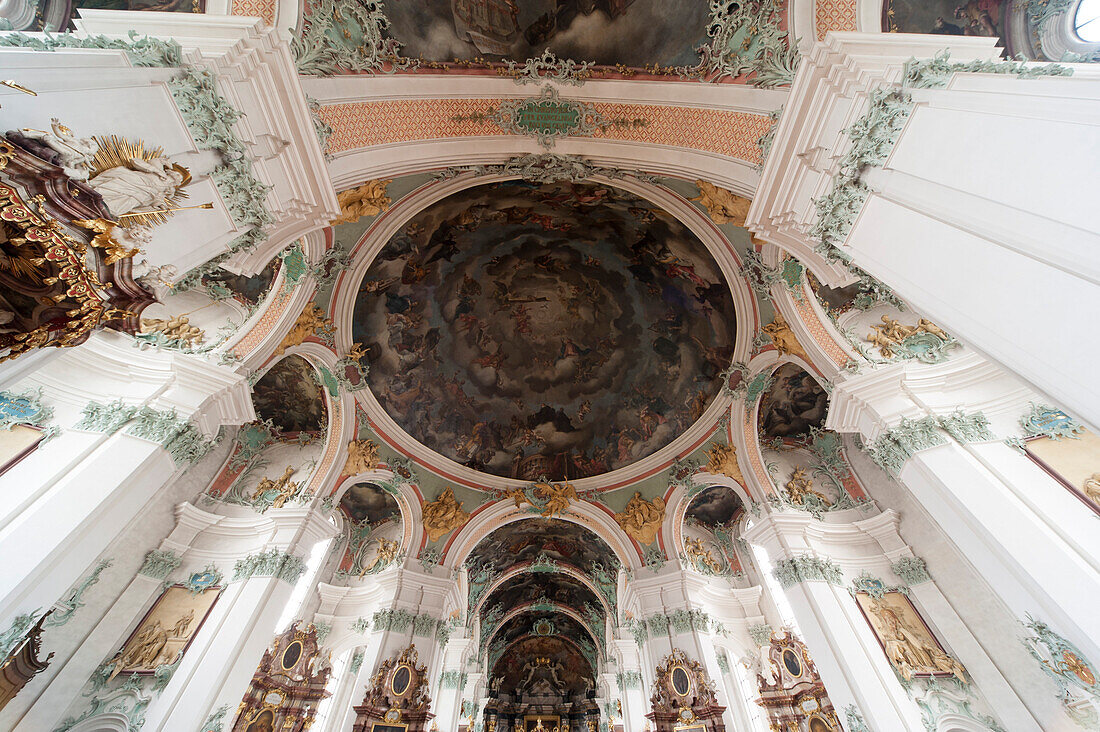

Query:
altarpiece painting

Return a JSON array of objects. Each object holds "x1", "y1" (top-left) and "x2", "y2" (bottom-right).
[{"x1": 855, "y1": 590, "x2": 966, "y2": 683}]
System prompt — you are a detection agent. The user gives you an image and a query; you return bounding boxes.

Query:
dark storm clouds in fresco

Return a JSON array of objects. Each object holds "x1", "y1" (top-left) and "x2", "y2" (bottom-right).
[
  {"x1": 353, "y1": 181, "x2": 735, "y2": 479},
  {"x1": 251, "y1": 355, "x2": 326, "y2": 434},
  {"x1": 686, "y1": 484, "x2": 743, "y2": 528},
  {"x1": 383, "y1": 0, "x2": 710, "y2": 67},
  {"x1": 482, "y1": 571, "x2": 603, "y2": 617}
]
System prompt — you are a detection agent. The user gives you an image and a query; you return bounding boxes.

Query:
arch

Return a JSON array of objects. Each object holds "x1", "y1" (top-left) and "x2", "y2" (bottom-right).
[
  {"x1": 484, "y1": 602, "x2": 603, "y2": 652},
  {"x1": 474, "y1": 563, "x2": 612, "y2": 620},
  {"x1": 328, "y1": 172, "x2": 757, "y2": 494},
  {"x1": 443, "y1": 499, "x2": 636, "y2": 572}
]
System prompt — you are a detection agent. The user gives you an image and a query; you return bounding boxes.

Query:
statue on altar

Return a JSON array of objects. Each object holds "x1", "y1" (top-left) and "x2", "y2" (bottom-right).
[
  {"x1": 6, "y1": 118, "x2": 98, "y2": 179},
  {"x1": 88, "y1": 156, "x2": 190, "y2": 218}
]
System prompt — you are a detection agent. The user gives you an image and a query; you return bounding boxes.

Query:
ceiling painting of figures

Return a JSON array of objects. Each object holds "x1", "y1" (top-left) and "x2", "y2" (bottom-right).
[
  {"x1": 353, "y1": 181, "x2": 735, "y2": 480},
  {"x1": 685, "y1": 484, "x2": 743, "y2": 528},
  {"x1": 383, "y1": 0, "x2": 710, "y2": 69},
  {"x1": 464, "y1": 518, "x2": 619, "y2": 577},
  {"x1": 252, "y1": 355, "x2": 326, "y2": 435},
  {"x1": 491, "y1": 635, "x2": 594, "y2": 696},
  {"x1": 339, "y1": 482, "x2": 401, "y2": 526},
  {"x1": 884, "y1": 0, "x2": 1005, "y2": 41},
  {"x1": 482, "y1": 570, "x2": 603, "y2": 617},
  {"x1": 758, "y1": 363, "x2": 828, "y2": 440}
]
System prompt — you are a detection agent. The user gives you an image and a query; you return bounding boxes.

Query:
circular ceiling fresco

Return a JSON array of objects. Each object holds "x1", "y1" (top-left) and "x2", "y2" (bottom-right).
[{"x1": 353, "y1": 181, "x2": 735, "y2": 480}]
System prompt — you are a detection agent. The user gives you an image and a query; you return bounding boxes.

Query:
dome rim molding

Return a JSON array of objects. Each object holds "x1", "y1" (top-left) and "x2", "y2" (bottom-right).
[{"x1": 329, "y1": 172, "x2": 757, "y2": 493}]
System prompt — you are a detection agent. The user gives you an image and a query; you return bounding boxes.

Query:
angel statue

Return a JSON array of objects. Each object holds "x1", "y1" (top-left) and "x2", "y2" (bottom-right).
[
  {"x1": 7, "y1": 118, "x2": 98, "y2": 179},
  {"x1": 88, "y1": 156, "x2": 190, "y2": 217}
]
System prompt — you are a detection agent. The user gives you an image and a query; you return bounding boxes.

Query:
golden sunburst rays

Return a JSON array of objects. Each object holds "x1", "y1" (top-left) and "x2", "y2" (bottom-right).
[{"x1": 89, "y1": 135, "x2": 189, "y2": 228}]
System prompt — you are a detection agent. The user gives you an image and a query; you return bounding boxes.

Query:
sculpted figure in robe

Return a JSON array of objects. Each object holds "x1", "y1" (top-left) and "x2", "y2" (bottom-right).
[
  {"x1": 421, "y1": 486, "x2": 469, "y2": 542},
  {"x1": 342, "y1": 439, "x2": 379, "y2": 476},
  {"x1": 11, "y1": 119, "x2": 98, "y2": 179},
  {"x1": 615, "y1": 491, "x2": 665, "y2": 545},
  {"x1": 704, "y1": 442, "x2": 744, "y2": 483},
  {"x1": 88, "y1": 157, "x2": 189, "y2": 217}
]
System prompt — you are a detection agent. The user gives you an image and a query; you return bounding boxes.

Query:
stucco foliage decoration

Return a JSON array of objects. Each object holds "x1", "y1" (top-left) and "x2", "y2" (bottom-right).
[
  {"x1": 813, "y1": 53, "x2": 1073, "y2": 261},
  {"x1": 844, "y1": 705, "x2": 871, "y2": 732},
  {"x1": 0, "y1": 30, "x2": 183, "y2": 66},
  {"x1": 865, "y1": 411, "x2": 994, "y2": 475},
  {"x1": 138, "y1": 549, "x2": 182, "y2": 580},
  {"x1": 0, "y1": 610, "x2": 42, "y2": 660},
  {"x1": 891, "y1": 556, "x2": 932, "y2": 586},
  {"x1": 773, "y1": 555, "x2": 843, "y2": 589},
  {"x1": 440, "y1": 670, "x2": 467, "y2": 689},
  {"x1": 434, "y1": 152, "x2": 661, "y2": 186},
  {"x1": 291, "y1": 0, "x2": 416, "y2": 76},
  {"x1": 903, "y1": 51, "x2": 1073, "y2": 90},
  {"x1": 810, "y1": 87, "x2": 913, "y2": 258},
  {"x1": 125, "y1": 405, "x2": 217, "y2": 466},
  {"x1": 232, "y1": 549, "x2": 307, "y2": 584},
  {"x1": 46, "y1": 559, "x2": 113, "y2": 628},
  {"x1": 683, "y1": 0, "x2": 799, "y2": 86},
  {"x1": 201, "y1": 705, "x2": 230, "y2": 732},
  {"x1": 1019, "y1": 402, "x2": 1083, "y2": 440},
  {"x1": 748, "y1": 623, "x2": 773, "y2": 646},
  {"x1": 503, "y1": 48, "x2": 594, "y2": 86},
  {"x1": 864, "y1": 416, "x2": 947, "y2": 476},
  {"x1": 349, "y1": 649, "x2": 365, "y2": 674},
  {"x1": 1022, "y1": 615, "x2": 1100, "y2": 728},
  {"x1": 616, "y1": 670, "x2": 642, "y2": 689}
]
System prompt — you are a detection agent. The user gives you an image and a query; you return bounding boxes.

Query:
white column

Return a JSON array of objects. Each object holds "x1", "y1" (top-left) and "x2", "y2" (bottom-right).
[
  {"x1": 743, "y1": 514, "x2": 924, "y2": 730},
  {"x1": 828, "y1": 355, "x2": 1100, "y2": 664},
  {"x1": 146, "y1": 506, "x2": 337, "y2": 731},
  {"x1": 0, "y1": 334, "x2": 253, "y2": 632},
  {"x1": 746, "y1": 32, "x2": 1100, "y2": 429}
]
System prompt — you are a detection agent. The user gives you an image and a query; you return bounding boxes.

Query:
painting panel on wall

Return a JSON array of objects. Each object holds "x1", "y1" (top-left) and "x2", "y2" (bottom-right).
[
  {"x1": 108, "y1": 585, "x2": 220, "y2": 676},
  {"x1": 0, "y1": 424, "x2": 43, "y2": 477},
  {"x1": 854, "y1": 590, "x2": 967, "y2": 682},
  {"x1": 759, "y1": 363, "x2": 828, "y2": 439},
  {"x1": 1024, "y1": 429, "x2": 1100, "y2": 516},
  {"x1": 71, "y1": 0, "x2": 205, "y2": 13}
]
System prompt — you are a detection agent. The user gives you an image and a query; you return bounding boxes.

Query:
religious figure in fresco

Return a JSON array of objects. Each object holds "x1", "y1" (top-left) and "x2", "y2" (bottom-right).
[{"x1": 353, "y1": 182, "x2": 736, "y2": 481}]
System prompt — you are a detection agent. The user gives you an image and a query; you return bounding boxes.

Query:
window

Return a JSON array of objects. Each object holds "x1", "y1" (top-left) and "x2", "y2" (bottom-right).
[{"x1": 1077, "y1": 0, "x2": 1100, "y2": 42}]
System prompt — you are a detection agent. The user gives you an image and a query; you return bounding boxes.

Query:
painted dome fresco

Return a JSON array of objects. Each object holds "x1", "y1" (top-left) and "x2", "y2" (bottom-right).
[{"x1": 352, "y1": 180, "x2": 736, "y2": 480}]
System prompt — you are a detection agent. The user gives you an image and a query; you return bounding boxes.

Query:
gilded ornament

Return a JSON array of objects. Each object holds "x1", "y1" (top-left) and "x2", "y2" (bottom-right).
[
  {"x1": 683, "y1": 537, "x2": 722, "y2": 574},
  {"x1": 86, "y1": 135, "x2": 191, "y2": 225},
  {"x1": 614, "y1": 491, "x2": 666, "y2": 545},
  {"x1": 865, "y1": 315, "x2": 948, "y2": 359},
  {"x1": 704, "y1": 442, "x2": 745, "y2": 484},
  {"x1": 361, "y1": 537, "x2": 401, "y2": 576},
  {"x1": 276, "y1": 303, "x2": 336, "y2": 355},
  {"x1": 140, "y1": 315, "x2": 205, "y2": 348},
  {"x1": 342, "y1": 439, "x2": 379, "y2": 476},
  {"x1": 526, "y1": 480, "x2": 579, "y2": 518},
  {"x1": 761, "y1": 314, "x2": 810, "y2": 363},
  {"x1": 784, "y1": 466, "x2": 831, "y2": 507},
  {"x1": 421, "y1": 487, "x2": 469, "y2": 542},
  {"x1": 72, "y1": 218, "x2": 141, "y2": 264},
  {"x1": 333, "y1": 180, "x2": 392, "y2": 225},
  {"x1": 689, "y1": 180, "x2": 751, "y2": 225},
  {"x1": 251, "y1": 466, "x2": 301, "y2": 510}
]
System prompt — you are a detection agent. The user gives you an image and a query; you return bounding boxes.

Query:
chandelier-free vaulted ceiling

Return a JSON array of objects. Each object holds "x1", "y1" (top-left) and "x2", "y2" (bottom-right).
[{"x1": 352, "y1": 180, "x2": 737, "y2": 481}]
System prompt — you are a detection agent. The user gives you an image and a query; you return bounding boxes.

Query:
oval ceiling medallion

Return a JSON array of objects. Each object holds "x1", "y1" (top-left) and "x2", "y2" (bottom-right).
[{"x1": 353, "y1": 180, "x2": 736, "y2": 480}]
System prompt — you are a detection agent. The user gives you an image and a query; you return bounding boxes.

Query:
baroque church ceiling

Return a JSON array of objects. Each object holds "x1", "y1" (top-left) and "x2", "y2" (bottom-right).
[{"x1": 353, "y1": 180, "x2": 736, "y2": 480}]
